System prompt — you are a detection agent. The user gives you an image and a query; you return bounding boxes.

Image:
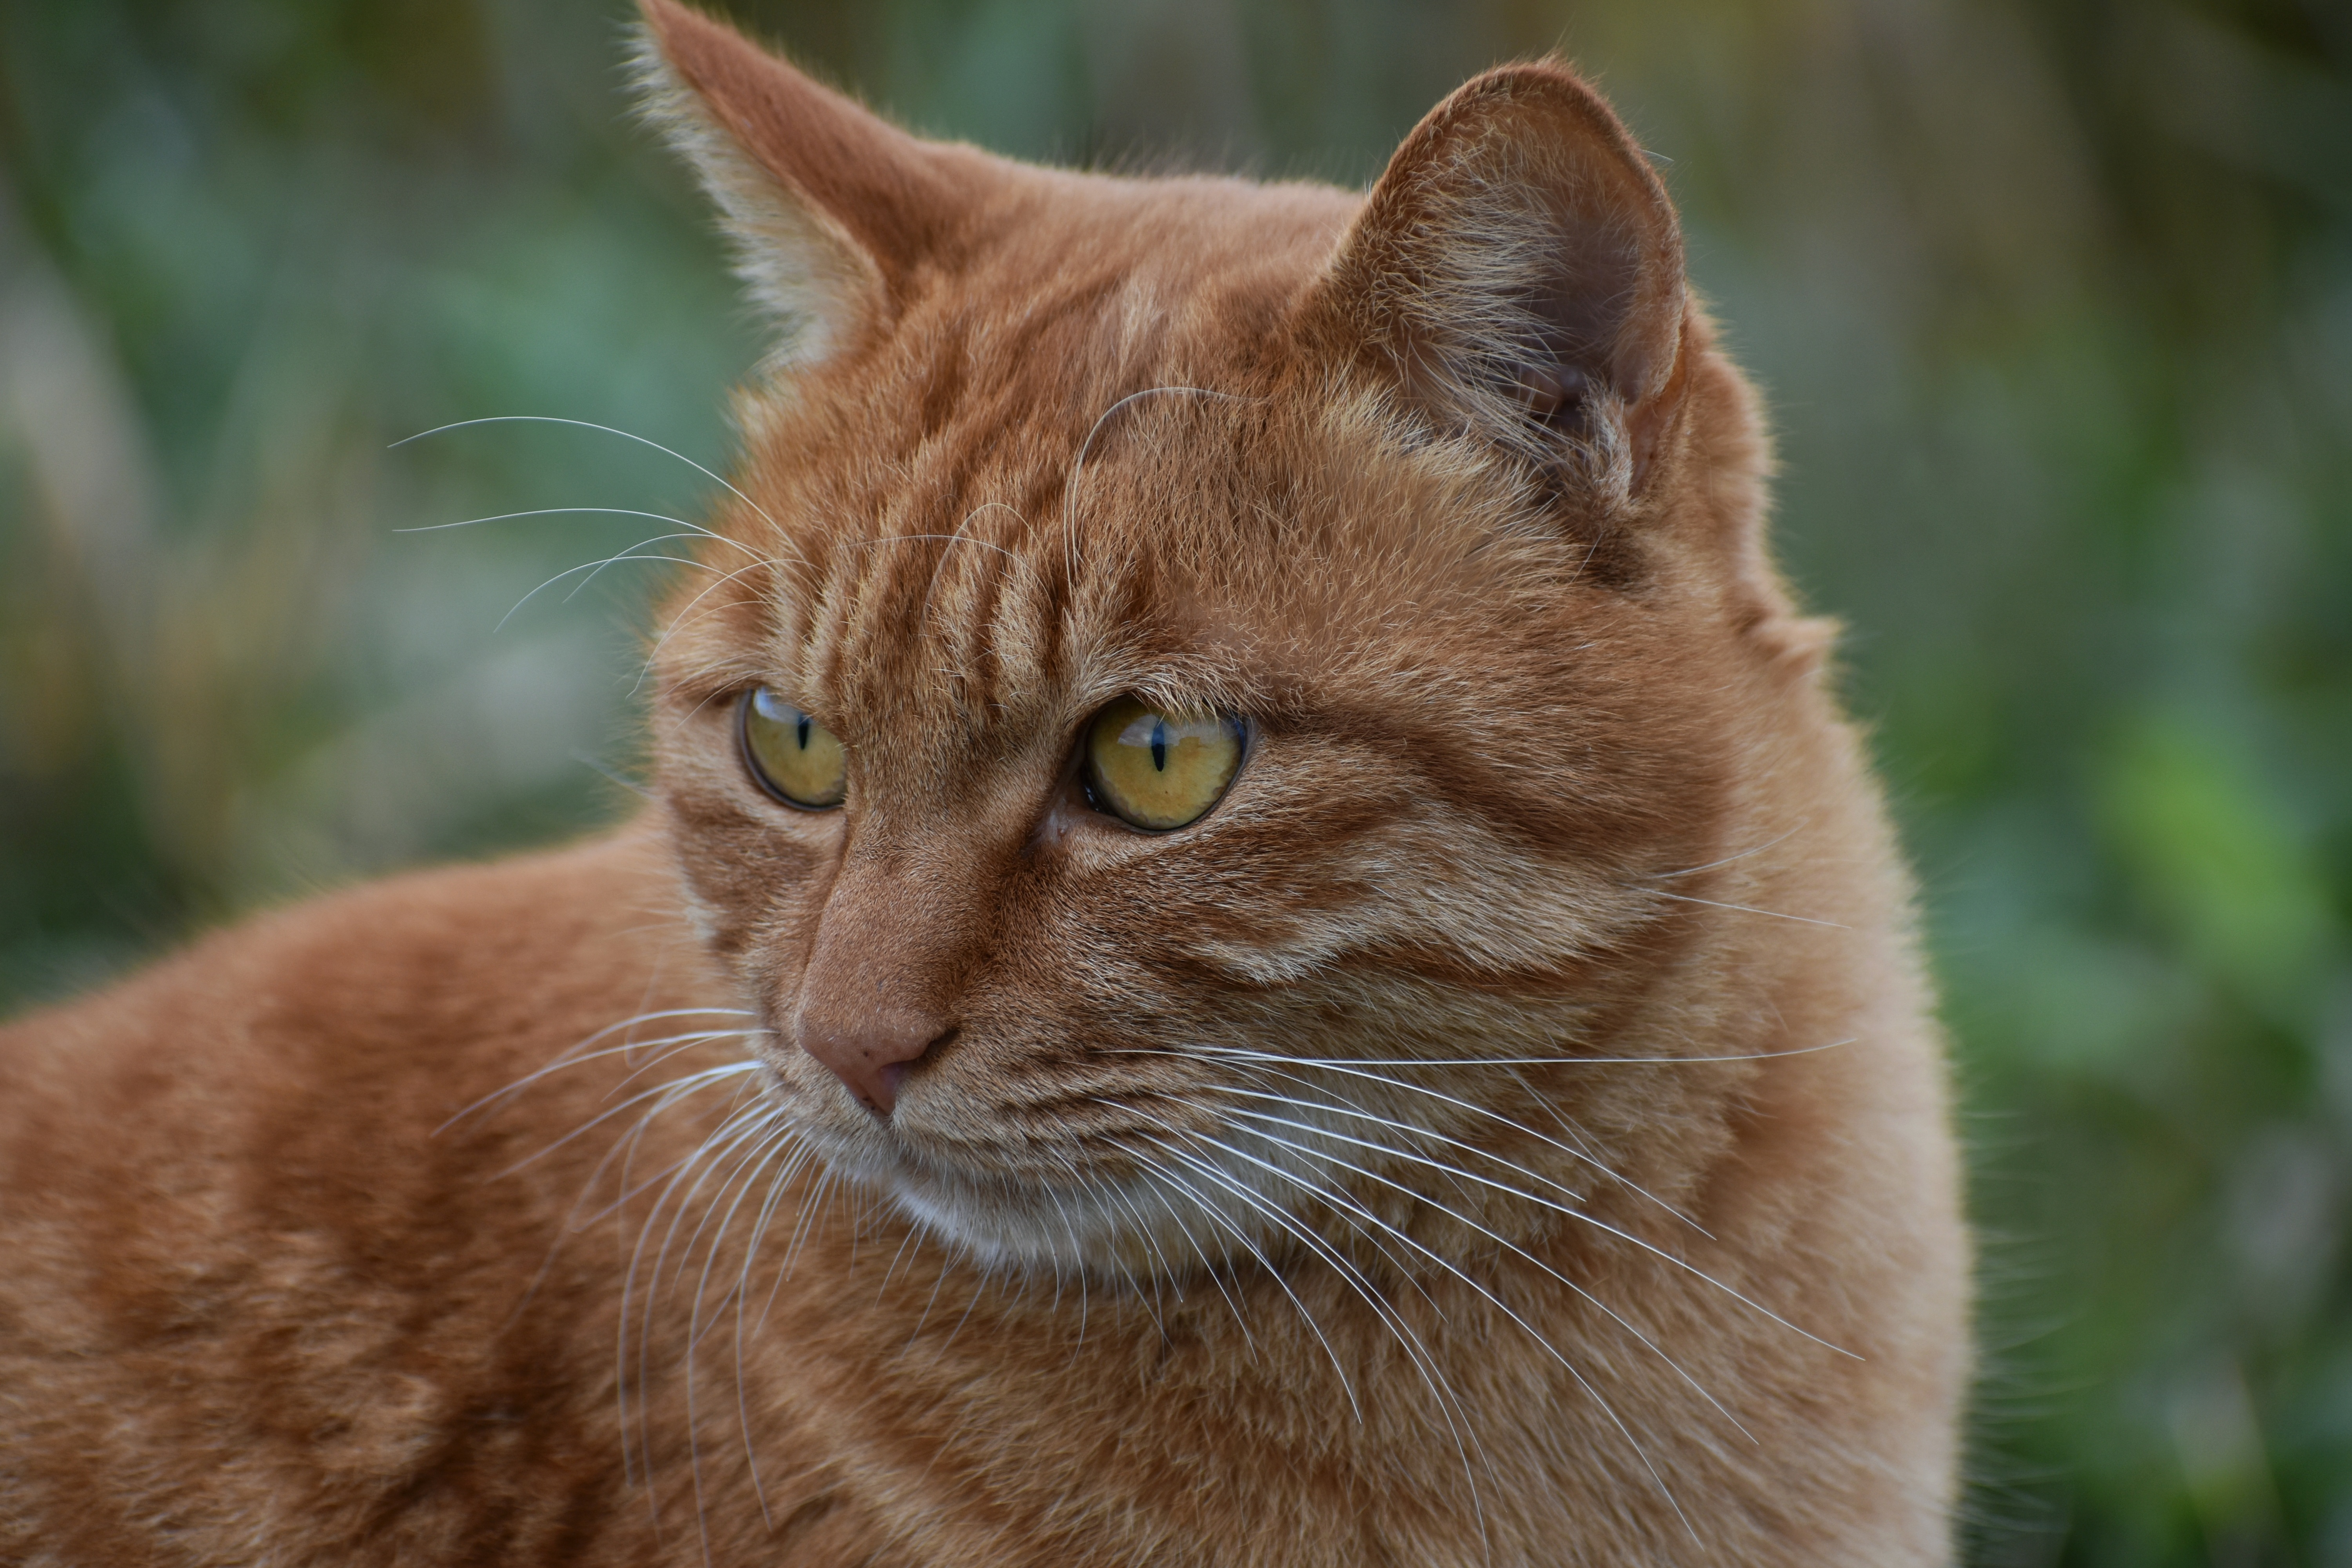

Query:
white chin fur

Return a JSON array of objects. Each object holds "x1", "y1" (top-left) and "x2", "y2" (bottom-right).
[
  {"x1": 880, "y1": 1159, "x2": 1135, "y2": 1272},
  {"x1": 772, "y1": 1075, "x2": 1246, "y2": 1277}
]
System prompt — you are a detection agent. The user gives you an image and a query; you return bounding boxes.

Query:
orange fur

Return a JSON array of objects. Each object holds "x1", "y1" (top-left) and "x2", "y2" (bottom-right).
[{"x1": 0, "y1": 5, "x2": 1969, "y2": 1562}]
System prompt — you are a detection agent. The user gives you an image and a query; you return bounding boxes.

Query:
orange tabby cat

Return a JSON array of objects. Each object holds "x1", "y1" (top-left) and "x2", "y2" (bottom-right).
[{"x1": 0, "y1": 3, "x2": 1969, "y2": 1562}]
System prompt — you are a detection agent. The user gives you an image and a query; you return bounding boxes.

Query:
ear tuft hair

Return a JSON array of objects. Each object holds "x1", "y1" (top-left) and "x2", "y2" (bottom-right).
[
  {"x1": 632, "y1": 0, "x2": 991, "y2": 375},
  {"x1": 1312, "y1": 63, "x2": 1689, "y2": 508}
]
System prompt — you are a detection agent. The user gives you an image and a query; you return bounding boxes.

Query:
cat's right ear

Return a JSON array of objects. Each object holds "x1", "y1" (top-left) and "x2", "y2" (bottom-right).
[
  {"x1": 1305, "y1": 64, "x2": 1690, "y2": 508},
  {"x1": 633, "y1": 0, "x2": 988, "y2": 372}
]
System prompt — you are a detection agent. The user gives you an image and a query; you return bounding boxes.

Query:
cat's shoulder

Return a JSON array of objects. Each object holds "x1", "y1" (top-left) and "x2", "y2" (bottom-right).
[{"x1": 0, "y1": 822, "x2": 711, "y2": 1151}]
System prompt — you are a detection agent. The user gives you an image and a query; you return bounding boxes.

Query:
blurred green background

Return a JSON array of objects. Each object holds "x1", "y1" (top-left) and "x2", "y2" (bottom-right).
[{"x1": 1, "y1": 0, "x2": 2346, "y2": 1560}]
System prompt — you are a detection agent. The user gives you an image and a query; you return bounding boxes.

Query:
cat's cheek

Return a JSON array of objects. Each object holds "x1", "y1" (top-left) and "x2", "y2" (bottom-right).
[{"x1": 664, "y1": 794, "x2": 845, "y2": 993}]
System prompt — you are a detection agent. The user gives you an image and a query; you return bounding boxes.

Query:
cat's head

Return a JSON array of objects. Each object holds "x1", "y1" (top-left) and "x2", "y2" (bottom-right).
[{"x1": 637, "y1": 0, "x2": 1804, "y2": 1276}]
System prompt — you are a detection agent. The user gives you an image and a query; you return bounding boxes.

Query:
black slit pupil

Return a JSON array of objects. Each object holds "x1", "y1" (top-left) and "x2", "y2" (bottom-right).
[
  {"x1": 1150, "y1": 719, "x2": 1166, "y2": 771},
  {"x1": 795, "y1": 714, "x2": 811, "y2": 751}
]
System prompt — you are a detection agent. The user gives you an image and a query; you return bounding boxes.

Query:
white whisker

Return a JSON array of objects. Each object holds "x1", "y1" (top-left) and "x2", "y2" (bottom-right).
[
  {"x1": 735, "y1": 1142, "x2": 816, "y2": 1527},
  {"x1": 1126, "y1": 1138, "x2": 1363, "y2": 1423},
  {"x1": 1639, "y1": 888, "x2": 1848, "y2": 929},
  {"x1": 1169, "y1": 1122, "x2": 1679, "y2": 1545},
  {"x1": 391, "y1": 414, "x2": 790, "y2": 538},
  {"x1": 1645, "y1": 829, "x2": 1802, "y2": 880},
  {"x1": 439, "y1": 1009, "x2": 759, "y2": 1134},
  {"x1": 639, "y1": 555, "x2": 789, "y2": 699},
  {"x1": 1104, "y1": 1039, "x2": 1855, "y2": 1067},
  {"x1": 1227, "y1": 1111, "x2": 1756, "y2": 1444},
  {"x1": 1179, "y1": 1049, "x2": 1856, "y2": 1358},
  {"x1": 1207, "y1": 1081, "x2": 1587, "y2": 1208},
  {"x1": 497, "y1": 1062, "x2": 762, "y2": 1185},
  {"x1": 916, "y1": 502, "x2": 1034, "y2": 630},
  {"x1": 1129, "y1": 1163, "x2": 1259, "y2": 1356},
  {"x1": 681, "y1": 1114, "x2": 793, "y2": 1568},
  {"x1": 498, "y1": 544, "x2": 716, "y2": 633},
  {"x1": 1179, "y1": 1042, "x2": 1731, "y2": 1241},
  {"x1": 1071, "y1": 1165, "x2": 1166, "y2": 1339},
  {"x1": 1132, "y1": 1134, "x2": 1496, "y2": 1553},
  {"x1": 1125, "y1": 1096, "x2": 1499, "y2": 1535},
  {"x1": 620, "y1": 1101, "x2": 774, "y2": 1525},
  {"x1": 1150, "y1": 1044, "x2": 1724, "y2": 1234},
  {"x1": 1058, "y1": 386, "x2": 1251, "y2": 579},
  {"x1": 395, "y1": 505, "x2": 763, "y2": 562},
  {"x1": 942, "y1": 1272, "x2": 991, "y2": 1350}
]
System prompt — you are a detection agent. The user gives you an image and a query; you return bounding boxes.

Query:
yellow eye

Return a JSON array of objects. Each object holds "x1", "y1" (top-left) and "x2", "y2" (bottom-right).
[
  {"x1": 741, "y1": 687, "x2": 847, "y2": 809},
  {"x1": 1082, "y1": 696, "x2": 1243, "y2": 831}
]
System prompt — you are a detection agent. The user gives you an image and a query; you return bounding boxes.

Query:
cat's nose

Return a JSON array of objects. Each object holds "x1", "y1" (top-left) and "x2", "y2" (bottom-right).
[
  {"x1": 794, "y1": 1005, "x2": 947, "y2": 1119},
  {"x1": 791, "y1": 840, "x2": 976, "y2": 1120}
]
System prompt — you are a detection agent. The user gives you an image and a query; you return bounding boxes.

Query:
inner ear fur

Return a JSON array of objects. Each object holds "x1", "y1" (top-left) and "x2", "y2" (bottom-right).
[
  {"x1": 634, "y1": 0, "x2": 995, "y2": 372},
  {"x1": 1309, "y1": 63, "x2": 1690, "y2": 505}
]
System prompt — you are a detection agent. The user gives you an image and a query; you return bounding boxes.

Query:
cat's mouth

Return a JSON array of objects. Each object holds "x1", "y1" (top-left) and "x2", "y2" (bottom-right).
[
  {"x1": 815, "y1": 1113, "x2": 1169, "y2": 1272},
  {"x1": 755, "y1": 1042, "x2": 1245, "y2": 1275},
  {"x1": 878, "y1": 1160, "x2": 1139, "y2": 1270}
]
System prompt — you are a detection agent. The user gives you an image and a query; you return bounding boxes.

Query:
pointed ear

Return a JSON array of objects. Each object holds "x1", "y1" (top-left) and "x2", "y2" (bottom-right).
[
  {"x1": 1310, "y1": 63, "x2": 1689, "y2": 503},
  {"x1": 633, "y1": 0, "x2": 989, "y2": 372}
]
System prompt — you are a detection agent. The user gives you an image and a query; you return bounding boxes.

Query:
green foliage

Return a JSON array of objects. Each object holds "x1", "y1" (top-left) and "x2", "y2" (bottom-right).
[{"x1": 1, "y1": 0, "x2": 2346, "y2": 1561}]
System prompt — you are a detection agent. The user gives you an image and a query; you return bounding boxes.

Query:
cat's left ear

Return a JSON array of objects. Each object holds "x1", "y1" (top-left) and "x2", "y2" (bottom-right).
[
  {"x1": 633, "y1": 0, "x2": 993, "y2": 373},
  {"x1": 1307, "y1": 63, "x2": 1689, "y2": 504}
]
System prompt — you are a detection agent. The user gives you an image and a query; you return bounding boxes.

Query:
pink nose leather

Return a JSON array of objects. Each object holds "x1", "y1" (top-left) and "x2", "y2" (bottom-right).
[
  {"x1": 792, "y1": 841, "x2": 971, "y2": 1121},
  {"x1": 794, "y1": 1004, "x2": 944, "y2": 1118}
]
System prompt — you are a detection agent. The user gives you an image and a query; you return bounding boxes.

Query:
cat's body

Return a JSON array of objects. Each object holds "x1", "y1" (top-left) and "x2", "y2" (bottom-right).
[{"x1": 0, "y1": 4, "x2": 1969, "y2": 1563}]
